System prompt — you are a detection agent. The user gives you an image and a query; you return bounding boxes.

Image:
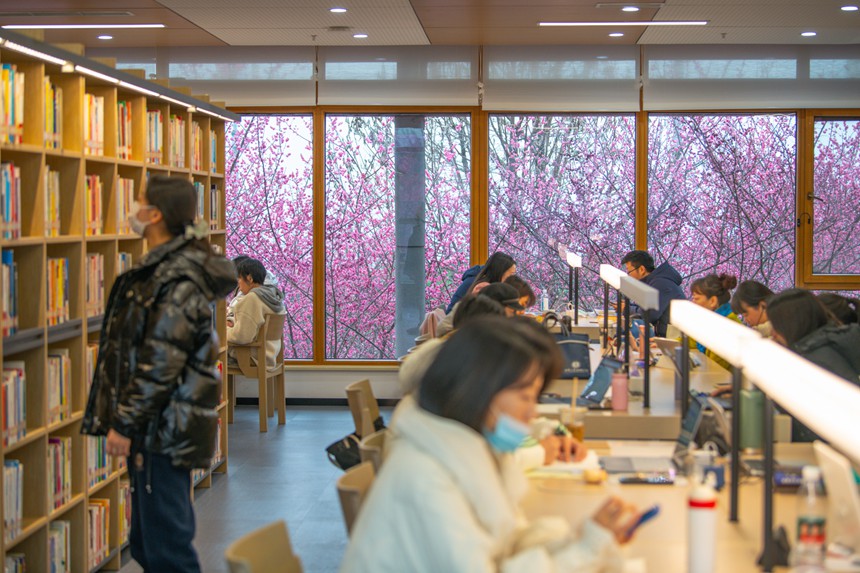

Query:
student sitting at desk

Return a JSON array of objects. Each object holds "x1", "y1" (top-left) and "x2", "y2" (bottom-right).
[
  {"x1": 621, "y1": 250, "x2": 685, "y2": 337},
  {"x1": 730, "y1": 280, "x2": 774, "y2": 337},
  {"x1": 343, "y1": 317, "x2": 642, "y2": 573},
  {"x1": 687, "y1": 273, "x2": 742, "y2": 370},
  {"x1": 767, "y1": 288, "x2": 860, "y2": 442},
  {"x1": 226, "y1": 258, "x2": 285, "y2": 369}
]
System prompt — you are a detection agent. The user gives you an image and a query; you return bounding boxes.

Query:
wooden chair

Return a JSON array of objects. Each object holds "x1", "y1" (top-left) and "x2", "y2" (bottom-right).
[
  {"x1": 225, "y1": 520, "x2": 303, "y2": 573},
  {"x1": 336, "y1": 461, "x2": 375, "y2": 535},
  {"x1": 227, "y1": 312, "x2": 286, "y2": 432},
  {"x1": 345, "y1": 379, "x2": 380, "y2": 438},
  {"x1": 359, "y1": 429, "x2": 387, "y2": 473}
]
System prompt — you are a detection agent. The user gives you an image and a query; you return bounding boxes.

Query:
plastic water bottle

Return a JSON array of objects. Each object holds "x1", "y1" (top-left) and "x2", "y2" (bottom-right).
[
  {"x1": 540, "y1": 290, "x2": 550, "y2": 312},
  {"x1": 610, "y1": 372, "x2": 628, "y2": 411},
  {"x1": 688, "y1": 473, "x2": 717, "y2": 573},
  {"x1": 793, "y1": 465, "x2": 826, "y2": 571}
]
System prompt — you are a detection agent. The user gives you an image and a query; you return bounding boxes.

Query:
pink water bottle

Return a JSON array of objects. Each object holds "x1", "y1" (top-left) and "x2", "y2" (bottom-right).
[{"x1": 611, "y1": 372, "x2": 628, "y2": 411}]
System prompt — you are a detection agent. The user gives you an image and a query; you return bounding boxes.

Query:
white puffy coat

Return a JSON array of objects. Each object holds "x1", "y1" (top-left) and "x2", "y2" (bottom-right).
[{"x1": 340, "y1": 396, "x2": 623, "y2": 573}]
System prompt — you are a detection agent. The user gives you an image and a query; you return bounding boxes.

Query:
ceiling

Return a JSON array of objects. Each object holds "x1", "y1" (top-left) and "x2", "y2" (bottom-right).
[{"x1": 0, "y1": 0, "x2": 859, "y2": 48}]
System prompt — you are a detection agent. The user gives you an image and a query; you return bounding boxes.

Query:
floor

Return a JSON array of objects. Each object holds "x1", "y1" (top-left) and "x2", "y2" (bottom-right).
[{"x1": 120, "y1": 405, "x2": 373, "y2": 573}]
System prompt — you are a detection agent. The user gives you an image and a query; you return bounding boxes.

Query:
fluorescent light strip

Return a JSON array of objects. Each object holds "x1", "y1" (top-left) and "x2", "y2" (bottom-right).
[
  {"x1": 198, "y1": 107, "x2": 231, "y2": 122},
  {"x1": 118, "y1": 80, "x2": 159, "y2": 97},
  {"x1": 539, "y1": 20, "x2": 707, "y2": 26},
  {"x1": 599, "y1": 263, "x2": 625, "y2": 290},
  {"x1": 3, "y1": 24, "x2": 165, "y2": 30},
  {"x1": 670, "y1": 300, "x2": 760, "y2": 365},
  {"x1": 75, "y1": 65, "x2": 119, "y2": 84},
  {"x1": 2, "y1": 39, "x2": 68, "y2": 65},
  {"x1": 160, "y1": 94, "x2": 196, "y2": 111}
]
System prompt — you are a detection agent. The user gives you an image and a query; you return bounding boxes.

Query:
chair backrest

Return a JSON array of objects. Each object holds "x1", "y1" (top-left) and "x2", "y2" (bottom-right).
[
  {"x1": 419, "y1": 307, "x2": 447, "y2": 339},
  {"x1": 359, "y1": 429, "x2": 387, "y2": 473},
  {"x1": 345, "y1": 379, "x2": 380, "y2": 437},
  {"x1": 336, "y1": 461, "x2": 375, "y2": 535},
  {"x1": 266, "y1": 312, "x2": 286, "y2": 365},
  {"x1": 225, "y1": 520, "x2": 303, "y2": 573}
]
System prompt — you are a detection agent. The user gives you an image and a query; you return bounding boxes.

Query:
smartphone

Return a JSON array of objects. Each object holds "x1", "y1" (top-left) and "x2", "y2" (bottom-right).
[
  {"x1": 627, "y1": 504, "x2": 660, "y2": 537},
  {"x1": 617, "y1": 473, "x2": 674, "y2": 485}
]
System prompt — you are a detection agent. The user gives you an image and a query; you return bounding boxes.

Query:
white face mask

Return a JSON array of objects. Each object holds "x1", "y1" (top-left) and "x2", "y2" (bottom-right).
[{"x1": 129, "y1": 202, "x2": 155, "y2": 236}]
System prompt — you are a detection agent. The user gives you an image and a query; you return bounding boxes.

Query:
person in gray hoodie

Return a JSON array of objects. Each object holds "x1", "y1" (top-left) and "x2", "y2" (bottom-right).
[
  {"x1": 227, "y1": 257, "x2": 286, "y2": 368},
  {"x1": 621, "y1": 250, "x2": 686, "y2": 337}
]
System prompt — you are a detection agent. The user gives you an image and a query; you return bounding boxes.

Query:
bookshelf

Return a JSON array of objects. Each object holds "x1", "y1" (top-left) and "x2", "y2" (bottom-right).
[{"x1": 0, "y1": 31, "x2": 235, "y2": 571}]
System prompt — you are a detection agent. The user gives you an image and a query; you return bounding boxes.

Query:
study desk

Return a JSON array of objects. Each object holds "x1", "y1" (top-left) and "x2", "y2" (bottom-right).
[
  {"x1": 541, "y1": 352, "x2": 792, "y2": 442},
  {"x1": 522, "y1": 442, "x2": 815, "y2": 572}
]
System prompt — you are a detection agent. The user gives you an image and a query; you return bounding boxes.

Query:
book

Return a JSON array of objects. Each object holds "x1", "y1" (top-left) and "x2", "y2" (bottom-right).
[
  {"x1": 3, "y1": 459, "x2": 23, "y2": 543},
  {"x1": 169, "y1": 113, "x2": 186, "y2": 168},
  {"x1": 1, "y1": 250, "x2": 18, "y2": 336},
  {"x1": 48, "y1": 436, "x2": 72, "y2": 510},
  {"x1": 2, "y1": 361, "x2": 26, "y2": 446},
  {"x1": 45, "y1": 168, "x2": 61, "y2": 237},
  {"x1": 147, "y1": 109, "x2": 163, "y2": 164},
  {"x1": 116, "y1": 177, "x2": 135, "y2": 234},
  {"x1": 84, "y1": 93, "x2": 105, "y2": 156},
  {"x1": 86, "y1": 253, "x2": 105, "y2": 318},
  {"x1": 47, "y1": 257, "x2": 70, "y2": 326},
  {"x1": 49, "y1": 520, "x2": 71, "y2": 573},
  {"x1": 85, "y1": 174, "x2": 103, "y2": 236},
  {"x1": 1, "y1": 161, "x2": 22, "y2": 239},
  {"x1": 117, "y1": 100, "x2": 132, "y2": 159},
  {"x1": 47, "y1": 348, "x2": 72, "y2": 424},
  {"x1": 44, "y1": 76, "x2": 63, "y2": 149},
  {"x1": 87, "y1": 498, "x2": 110, "y2": 569}
]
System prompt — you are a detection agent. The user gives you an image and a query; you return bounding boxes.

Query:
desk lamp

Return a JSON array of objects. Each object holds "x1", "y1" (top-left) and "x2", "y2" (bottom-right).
[
  {"x1": 556, "y1": 244, "x2": 582, "y2": 325},
  {"x1": 619, "y1": 276, "x2": 658, "y2": 409}
]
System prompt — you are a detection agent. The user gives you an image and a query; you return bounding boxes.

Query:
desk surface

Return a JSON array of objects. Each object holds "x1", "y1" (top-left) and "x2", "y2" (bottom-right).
[{"x1": 523, "y1": 442, "x2": 814, "y2": 572}]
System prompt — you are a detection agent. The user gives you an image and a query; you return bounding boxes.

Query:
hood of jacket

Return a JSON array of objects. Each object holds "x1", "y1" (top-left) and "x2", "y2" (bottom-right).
[
  {"x1": 461, "y1": 264, "x2": 482, "y2": 282},
  {"x1": 140, "y1": 236, "x2": 237, "y2": 301},
  {"x1": 250, "y1": 283, "x2": 285, "y2": 313},
  {"x1": 644, "y1": 261, "x2": 683, "y2": 287},
  {"x1": 390, "y1": 395, "x2": 526, "y2": 541}
]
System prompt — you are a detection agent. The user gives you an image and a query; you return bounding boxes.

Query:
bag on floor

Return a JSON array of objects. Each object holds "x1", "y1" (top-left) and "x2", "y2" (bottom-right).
[{"x1": 325, "y1": 416, "x2": 386, "y2": 471}]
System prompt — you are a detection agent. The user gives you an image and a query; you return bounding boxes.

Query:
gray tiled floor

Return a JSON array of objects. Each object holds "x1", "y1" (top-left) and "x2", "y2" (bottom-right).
[{"x1": 120, "y1": 405, "x2": 367, "y2": 573}]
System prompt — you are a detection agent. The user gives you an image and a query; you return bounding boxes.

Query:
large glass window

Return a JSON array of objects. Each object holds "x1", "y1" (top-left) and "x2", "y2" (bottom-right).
[
  {"x1": 226, "y1": 115, "x2": 314, "y2": 359},
  {"x1": 648, "y1": 114, "x2": 797, "y2": 292},
  {"x1": 324, "y1": 115, "x2": 471, "y2": 360},
  {"x1": 812, "y1": 118, "x2": 860, "y2": 275},
  {"x1": 488, "y1": 115, "x2": 636, "y2": 310}
]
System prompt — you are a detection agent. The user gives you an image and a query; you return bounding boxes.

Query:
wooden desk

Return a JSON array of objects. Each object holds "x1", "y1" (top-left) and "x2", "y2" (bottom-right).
[{"x1": 522, "y1": 443, "x2": 815, "y2": 572}]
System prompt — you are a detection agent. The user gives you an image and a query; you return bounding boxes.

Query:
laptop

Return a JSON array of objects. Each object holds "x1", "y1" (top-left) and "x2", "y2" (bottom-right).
[
  {"x1": 575, "y1": 356, "x2": 623, "y2": 408},
  {"x1": 653, "y1": 337, "x2": 731, "y2": 410},
  {"x1": 600, "y1": 390, "x2": 708, "y2": 474}
]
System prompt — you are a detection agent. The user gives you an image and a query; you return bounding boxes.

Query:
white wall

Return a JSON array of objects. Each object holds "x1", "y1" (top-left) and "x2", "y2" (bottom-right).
[{"x1": 234, "y1": 367, "x2": 402, "y2": 400}]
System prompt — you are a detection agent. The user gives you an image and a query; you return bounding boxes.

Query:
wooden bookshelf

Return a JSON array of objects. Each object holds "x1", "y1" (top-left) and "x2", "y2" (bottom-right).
[{"x1": 0, "y1": 33, "x2": 233, "y2": 571}]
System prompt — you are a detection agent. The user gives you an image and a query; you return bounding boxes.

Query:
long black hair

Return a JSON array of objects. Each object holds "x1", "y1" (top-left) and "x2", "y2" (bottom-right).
[
  {"x1": 466, "y1": 251, "x2": 516, "y2": 296},
  {"x1": 418, "y1": 316, "x2": 561, "y2": 432},
  {"x1": 768, "y1": 288, "x2": 833, "y2": 347},
  {"x1": 145, "y1": 175, "x2": 210, "y2": 253},
  {"x1": 730, "y1": 280, "x2": 774, "y2": 315},
  {"x1": 818, "y1": 293, "x2": 860, "y2": 325},
  {"x1": 691, "y1": 273, "x2": 738, "y2": 306}
]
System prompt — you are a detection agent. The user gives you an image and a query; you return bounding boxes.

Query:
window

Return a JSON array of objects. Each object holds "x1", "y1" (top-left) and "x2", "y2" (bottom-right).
[
  {"x1": 648, "y1": 114, "x2": 797, "y2": 293},
  {"x1": 226, "y1": 115, "x2": 314, "y2": 359},
  {"x1": 488, "y1": 115, "x2": 636, "y2": 310},
  {"x1": 324, "y1": 115, "x2": 471, "y2": 360},
  {"x1": 811, "y1": 118, "x2": 860, "y2": 276}
]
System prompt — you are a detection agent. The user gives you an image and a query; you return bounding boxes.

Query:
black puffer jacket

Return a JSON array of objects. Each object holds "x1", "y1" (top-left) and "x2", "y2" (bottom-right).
[
  {"x1": 786, "y1": 323, "x2": 860, "y2": 442},
  {"x1": 82, "y1": 236, "x2": 236, "y2": 469}
]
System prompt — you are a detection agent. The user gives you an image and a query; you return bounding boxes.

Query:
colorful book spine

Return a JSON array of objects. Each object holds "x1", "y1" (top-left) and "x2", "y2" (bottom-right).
[
  {"x1": 5, "y1": 552, "x2": 25, "y2": 572},
  {"x1": 194, "y1": 181, "x2": 205, "y2": 222},
  {"x1": 191, "y1": 121, "x2": 203, "y2": 171},
  {"x1": 47, "y1": 348, "x2": 72, "y2": 424},
  {"x1": 147, "y1": 109, "x2": 163, "y2": 164},
  {"x1": 86, "y1": 343, "x2": 99, "y2": 392},
  {"x1": 169, "y1": 114, "x2": 186, "y2": 168},
  {"x1": 209, "y1": 184, "x2": 220, "y2": 228},
  {"x1": 210, "y1": 129, "x2": 217, "y2": 171},
  {"x1": 48, "y1": 436, "x2": 72, "y2": 510},
  {"x1": 87, "y1": 436, "x2": 110, "y2": 488},
  {"x1": 1, "y1": 250, "x2": 18, "y2": 336},
  {"x1": 2, "y1": 361, "x2": 26, "y2": 446},
  {"x1": 45, "y1": 168, "x2": 61, "y2": 237},
  {"x1": 86, "y1": 253, "x2": 105, "y2": 318},
  {"x1": 84, "y1": 93, "x2": 105, "y2": 156},
  {"x1": 1, "y1": 162, "x2": 22, "y2": 239},
  {"x1": 44, "y1": 76, "x2": 63, "y2": 149},
  {"x1": 117, "y1": 252, "x2": 133, "y2": 275},
  {"x1": 117, "y1": 100, "x2": 133, "y2": 159},
  {"x1": 3, "y1": 459, "x2": 23, "y2": 543},
  {"x1": 85, "y1": 174, "x2": 103, "y2": 236},
  {"x1": 116, "y1": 177, "x2": 135, "y2": 234},
  {"x1": 47, "y1": 257, "x2": 70, "y2": 326},
  {"x1": 1, "y1": 63, "x2": 25, "y2": 144},
  {"x1": 119, "y1": 480, "x2": 131, "y2": 545},
  {"x1": 49, "y1": 520, "x2": 71, "y2": 573},
  {"x1": 87, "y1": 498, "x2": 110, "y2": 569}
]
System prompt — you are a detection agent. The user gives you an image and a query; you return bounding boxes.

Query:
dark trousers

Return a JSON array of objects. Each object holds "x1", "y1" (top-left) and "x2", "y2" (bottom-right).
[{"x1": 128, "y1": 451, "x2": 201, "y2": 573}]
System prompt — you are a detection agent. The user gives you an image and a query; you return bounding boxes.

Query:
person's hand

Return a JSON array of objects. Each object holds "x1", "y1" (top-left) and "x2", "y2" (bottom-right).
[
  {"x1": 227, "y1": 318, "x2": 234, "y2": 327},
  {"x1": 592, "y1": 497, "x2": 640, "y2": 544},
  {"x1": 106, "y1": 429, "x2": 131, "y2": 457},
  {"x1": 710, "y1": 385, "x2": 731, "y2": 397},
  {"x1": 540, "y1": 434, "x2": 589, "y2": 464},
  {"x1": 540, "y1": 435, "x2": 562, "y2": 465}
]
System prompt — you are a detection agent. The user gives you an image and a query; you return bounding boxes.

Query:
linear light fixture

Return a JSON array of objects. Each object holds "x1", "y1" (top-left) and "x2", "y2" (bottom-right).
[
  {"x1": 197, "y1": 107, "x2": 232, "y2": 122},
  {"x1": 599, "y1": 263, "x2": 625, "y2": 290},
  {"x1": 670, "y1": 300, "x2": 761, "y2": 366},
  {"x1": 0, "y1": 38, "x2": 69, "y2": 65},
  {"x1": 118, "y1": 80, "x2": 159, "y2": 97},
  {"x1": 539, "y1": 20, "x2": 707, "y2": 26},
  {"x1": 3, "y1": 24, "x2": 165, "y2": 29},
  {"x1": 75, "y1": 64, "x2": 119, "y2": 84},
  {"x1": 160, "y1": 93, "x2": 196, "y2": 111}
]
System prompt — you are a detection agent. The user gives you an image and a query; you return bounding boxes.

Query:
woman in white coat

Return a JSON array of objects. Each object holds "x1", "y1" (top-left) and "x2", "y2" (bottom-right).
[{"x1": 341, "y1": 317, "x2": 643, "y2": 573}]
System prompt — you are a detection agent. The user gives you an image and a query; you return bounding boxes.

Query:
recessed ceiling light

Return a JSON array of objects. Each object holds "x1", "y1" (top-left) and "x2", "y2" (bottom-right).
[
  {"x1": 2, "y1": 23, "x2": 165, "y2": 29},
  {"x1": 596, "y1": 55, "x2": 609, "y2": 59},
  {"x1": 841, "y1": 4, "x2": 859, "y2": 11},
  {"x1": 622, "y1": 6, "x2": 641, "y2": 12},
  {"x1": 353, "y1": 33, "x2": 368, "y2": 38},
  {"x1": 609, "y1": 32, "x2": 625, "y2": 37},
  {"x1": 97, "y1": 35, "x2": 113, "y2": 40},
  {"x1": 801, "y1": 31, "x2": 817, "y2": 37},
  {"x1": 330, "y1": 7, "x2": 347, "y2": 13},
  {"x1": 539, "y1": 20, "x2": 707, "y2": 26}
]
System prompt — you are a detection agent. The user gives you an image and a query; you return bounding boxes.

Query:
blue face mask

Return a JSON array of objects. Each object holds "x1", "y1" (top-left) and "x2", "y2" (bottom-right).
[{"x1": 483, "y1": 411, "x2": 530, "y2": 453}]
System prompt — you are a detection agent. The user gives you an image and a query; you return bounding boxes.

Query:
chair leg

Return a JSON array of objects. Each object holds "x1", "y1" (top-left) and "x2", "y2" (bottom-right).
[
  {"x1": 276, "y1": 372, "x2": 286, "y2": 425},
  {"x1": 257, "y1": 375, "x2": 268, "y2": 432},
  {"x1": 226, "y1": 374, "x2": 234, "y2": 424},
  {"x1": 267, "y1": 377, "x2": 275, "y2": 417}
]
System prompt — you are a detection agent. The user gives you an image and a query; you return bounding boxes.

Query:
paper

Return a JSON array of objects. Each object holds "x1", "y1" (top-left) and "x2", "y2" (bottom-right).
[
  {"x1": 534, "y1": 450, "x2": 600, "y2": 474},
  {"x1": 607, "y1": 442, "x2": 676, "y2": 458}
]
